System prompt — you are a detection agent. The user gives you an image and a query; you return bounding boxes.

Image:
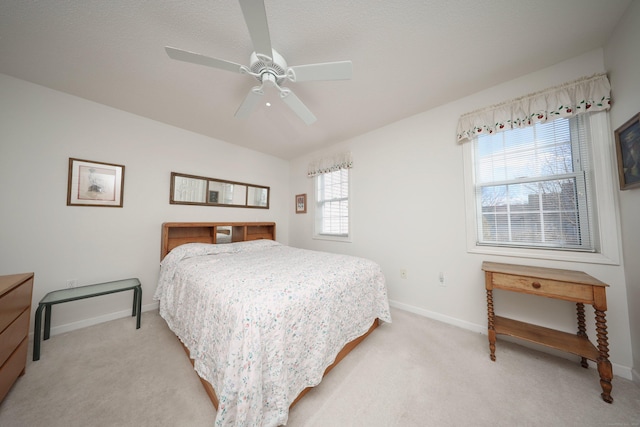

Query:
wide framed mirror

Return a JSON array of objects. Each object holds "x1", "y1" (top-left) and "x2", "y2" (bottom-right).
[{"x1": 170, "y1": 172, "x2": 269, "y2": 209}]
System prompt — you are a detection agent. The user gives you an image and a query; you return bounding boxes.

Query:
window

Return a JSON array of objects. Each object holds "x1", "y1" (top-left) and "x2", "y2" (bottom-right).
[
  {"x1": 472, "y1": 115, "x2": 596, "y2": 251},
  {"x1": 315, "y1": 168, "x2": 349, "y2": 239}
]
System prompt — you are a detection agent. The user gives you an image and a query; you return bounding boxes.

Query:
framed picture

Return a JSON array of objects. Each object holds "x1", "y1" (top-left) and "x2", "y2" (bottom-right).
[
  {"x1": 615, "y1": 113, "x2": 640, "y2": 190},
  {"x1": 67, "y1": 158, "x2": 125, "y2": 207},
  {"x1": 295, "y1": 193, "x2": 307, "y2": 214},
  {"x1": 208, "y1": 190, "x2": 219, "y2": 203}
]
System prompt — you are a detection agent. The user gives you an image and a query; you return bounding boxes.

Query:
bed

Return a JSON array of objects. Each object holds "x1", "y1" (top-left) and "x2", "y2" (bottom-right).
[{"x1": 154, "y1": 222, "x2": 392, "y2": 426}]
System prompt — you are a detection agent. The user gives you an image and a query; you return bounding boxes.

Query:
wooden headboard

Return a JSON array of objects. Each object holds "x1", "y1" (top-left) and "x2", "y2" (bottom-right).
[{"x1": 161, "y1": 222, "x2": 276, "y2": 260}]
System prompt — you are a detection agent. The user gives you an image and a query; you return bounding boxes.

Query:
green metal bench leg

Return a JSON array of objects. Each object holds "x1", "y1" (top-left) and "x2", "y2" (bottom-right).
[
  {"x1": 135, "y1": 285, "x2": 142, "y2": 329},
  {"x1": 44, "y1": 304, "x2": 52, "y2": 340},
  {"x1": 33, "y1": 304, "x2": 45, "y2": 361},
  {"x1": 132, "y1": 287, "x2": 138, "y2": 317}
]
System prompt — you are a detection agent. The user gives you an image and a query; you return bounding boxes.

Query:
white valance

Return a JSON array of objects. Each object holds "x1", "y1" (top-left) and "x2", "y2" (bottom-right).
[
  {"x1": 456, "y1": 73, "x2": 611, "y2": 143},
  {"x1": 307, "y1": 151, "x2": 353, "y2": 178}
]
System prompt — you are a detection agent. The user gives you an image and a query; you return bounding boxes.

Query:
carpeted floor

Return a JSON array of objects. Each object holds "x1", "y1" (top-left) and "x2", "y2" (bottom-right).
[{"x1": 0, "y1": 308, "x2": 638, "y2": 426}]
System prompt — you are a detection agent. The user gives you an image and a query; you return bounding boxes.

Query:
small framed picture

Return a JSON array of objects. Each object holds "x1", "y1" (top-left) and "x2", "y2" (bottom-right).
[
  {"x1": 614, "y1": 112, "x2": 640, "y2": 190},
  {"x1": 67, "y1": 158, "x2": 125, "y2": 207},
  {"x1": 295, "y1": 193, "x2": 307, "y2": 214}
]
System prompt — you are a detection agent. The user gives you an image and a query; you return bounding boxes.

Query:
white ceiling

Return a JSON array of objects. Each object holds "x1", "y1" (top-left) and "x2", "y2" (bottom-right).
[{"x1": 0, "y1": 0, "x2": 631, "y2": 160}]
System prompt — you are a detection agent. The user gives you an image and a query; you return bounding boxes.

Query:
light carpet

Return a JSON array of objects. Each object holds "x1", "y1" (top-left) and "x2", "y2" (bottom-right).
[{"x1": 0, "y1": 308, "x2": 638, "y2": 426}]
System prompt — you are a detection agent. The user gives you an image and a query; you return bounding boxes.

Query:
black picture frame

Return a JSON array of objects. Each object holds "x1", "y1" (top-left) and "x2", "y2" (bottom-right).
[{"x1": 614, "y1": 113, "x2": 640, "y2": 190}]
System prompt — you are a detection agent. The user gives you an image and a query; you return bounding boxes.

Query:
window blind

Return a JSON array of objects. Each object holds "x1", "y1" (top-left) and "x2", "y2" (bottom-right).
[
  {"x1": 473, "y1": 115, "x2": 595, "y2": 251},
  {"x1": 316, "y1": 168, "x2": 349, "y2": 236}
]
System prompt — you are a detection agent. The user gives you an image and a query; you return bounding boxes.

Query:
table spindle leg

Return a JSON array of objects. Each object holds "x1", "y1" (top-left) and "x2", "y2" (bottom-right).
[
  {"x1": 595, "y1": 309, "x2": 613, "y2": 403},
  {"x1": 576, "y1": 303, "x2": 589, "y2": 368},
  {"x1": 487, "y1": 289, "x2": 496, "y2": 361}
]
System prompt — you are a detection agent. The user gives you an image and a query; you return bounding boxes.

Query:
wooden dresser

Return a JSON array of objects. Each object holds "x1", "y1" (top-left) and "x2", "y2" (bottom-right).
[
  {"x1": 482, "y1": 262, "x2": 613, "y2": 403},
  {"x1": 0, "y1": 273, "x2": 33, "y2": 402}
]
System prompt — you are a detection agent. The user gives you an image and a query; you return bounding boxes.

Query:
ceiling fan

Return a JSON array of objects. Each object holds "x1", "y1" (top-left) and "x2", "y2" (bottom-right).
[{"x1": 165, "y1": 0, "x2": 353, "y2": 125}]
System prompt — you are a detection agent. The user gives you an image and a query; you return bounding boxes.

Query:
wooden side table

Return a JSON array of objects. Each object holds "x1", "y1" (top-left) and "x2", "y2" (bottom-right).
[{"x1": 482, "y1": 261, "x2": 613, "y2": 403}]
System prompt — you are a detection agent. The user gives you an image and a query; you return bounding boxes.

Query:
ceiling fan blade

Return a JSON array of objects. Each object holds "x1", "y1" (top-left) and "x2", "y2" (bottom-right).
[
  {"x1": 280, "y1": 89, "x2": 317, "y2": 125},
  {"x1": 288, "y1": 61, "x2": 353, "y2": 82},
  {"x1": 238, "y1": 0, "x2": 273, "y2": 61},
  {"x1": 165, "y1": 46, "x2": 243, "y2": 74},
  {"x1": 235, "y1": 87, "x2": 264, "y2": 119}
]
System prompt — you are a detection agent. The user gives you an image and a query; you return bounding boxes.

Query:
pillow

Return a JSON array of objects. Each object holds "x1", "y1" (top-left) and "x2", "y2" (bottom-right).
[
  {"x1": 154, "y1": 240, "x2": 280, "y2": 301},
  {"x1": 164, "y1": 239, "x2": 279, "y2": 263},
  {"x1": 155, "y1": 243, "x2": 226, "y2": 297},
  {"x1": 163, "y1": 242, "x2": 232, "y2": 264},
  {"x1": 224, "y1": 239, "x2": 280, "y2": 253}
]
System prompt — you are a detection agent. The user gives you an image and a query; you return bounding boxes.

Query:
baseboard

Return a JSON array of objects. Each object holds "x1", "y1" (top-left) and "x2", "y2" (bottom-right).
[
  {"x1": 388, "y1": 299, "x2": 634, "y2": 381},
  {"x1": 389, "y1": 300, "x2": 486, "y2": 334},
  {"x1": 29, "y1": 301, "x2": 159, "y2": 340}
]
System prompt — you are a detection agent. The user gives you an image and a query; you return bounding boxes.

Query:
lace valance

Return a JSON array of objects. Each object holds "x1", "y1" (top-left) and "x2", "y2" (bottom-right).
[
  {"x1": 307, "y1": 152, "x2": 353, "y2": 178},
  {"x1": 456, "y1": 73, "x2": 611, "y2": 143}
]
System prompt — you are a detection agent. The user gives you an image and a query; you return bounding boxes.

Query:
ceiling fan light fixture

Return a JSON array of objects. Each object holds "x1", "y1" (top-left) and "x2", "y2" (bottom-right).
[
  {"x1": 249, "y1": 50, "x2": 287, "y2": 83},
  {"x1": 261, "y1": 71, "x2": 277, "y2": 87}
]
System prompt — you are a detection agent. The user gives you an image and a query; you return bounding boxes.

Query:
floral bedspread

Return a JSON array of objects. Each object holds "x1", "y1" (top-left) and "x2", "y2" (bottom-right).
[{"x1": 154, "y1": 240, "x2": 391, "y2": 427}]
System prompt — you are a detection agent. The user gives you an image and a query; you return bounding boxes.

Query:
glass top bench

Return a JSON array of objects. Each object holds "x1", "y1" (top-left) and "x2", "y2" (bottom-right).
[{"x1": 33, "y1": 278, "x2": 142, "y2": 361}]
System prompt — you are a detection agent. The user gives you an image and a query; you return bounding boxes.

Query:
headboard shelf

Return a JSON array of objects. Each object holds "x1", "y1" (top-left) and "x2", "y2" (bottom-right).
[{"x1": 161, "y1": 222, "x2": 276, "y2": 260}]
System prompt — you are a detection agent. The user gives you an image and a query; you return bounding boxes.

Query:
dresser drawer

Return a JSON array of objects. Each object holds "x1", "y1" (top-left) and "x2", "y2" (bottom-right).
[
  {"x1": 0, "y1": 309, "x2": 29, "y2": 367},
  {"x1": 492, "y1": 272, "x2": 594, "y2": 303},
  {"x1": 0, "y1": 277, "x2": 33, "y2": 333},
  {"x1": 0, "y1": 337, "x2": 28, "y2": 402}
]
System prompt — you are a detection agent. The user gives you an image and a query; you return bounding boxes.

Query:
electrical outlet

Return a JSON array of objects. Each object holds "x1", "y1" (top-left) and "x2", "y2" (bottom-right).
[
  {"x1": 66, "y1": 279, "x2": 78, "y2": 288},
  {"x1": 438, "y1": 272, "x2": 446, "y2": 286},
  {"x1": 400, "y1": 269, "x2": 407, "y2": 279}
]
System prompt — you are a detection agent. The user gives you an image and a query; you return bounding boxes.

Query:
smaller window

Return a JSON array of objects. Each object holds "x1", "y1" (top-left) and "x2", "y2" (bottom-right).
[{"x1": 315, "y1": 168, "x2": 349, "y2": 239}]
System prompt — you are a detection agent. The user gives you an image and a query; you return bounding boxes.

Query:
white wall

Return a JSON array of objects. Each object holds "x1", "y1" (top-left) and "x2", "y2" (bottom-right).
[
  {"x1": 605, "y1": 0, "x2": 640, "y2": 383},
  {"x1": 0, "y1": 74, "x2": 289, "y2": 334},
  {"x1": 289, "y1": 48, "x2": 635, "y2": 378}
]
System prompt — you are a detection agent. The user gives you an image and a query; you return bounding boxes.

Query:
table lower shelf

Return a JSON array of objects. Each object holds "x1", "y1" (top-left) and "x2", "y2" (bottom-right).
[{"x1": 494, "y1": 316, "x2": 600, "y2": 361}]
